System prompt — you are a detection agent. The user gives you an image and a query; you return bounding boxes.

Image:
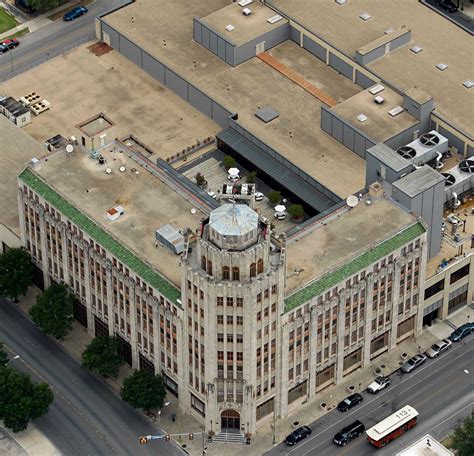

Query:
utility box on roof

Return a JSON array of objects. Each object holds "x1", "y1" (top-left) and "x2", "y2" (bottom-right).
[{"x1": 156, "y1": 224, "x2": 185, "y2": 255}]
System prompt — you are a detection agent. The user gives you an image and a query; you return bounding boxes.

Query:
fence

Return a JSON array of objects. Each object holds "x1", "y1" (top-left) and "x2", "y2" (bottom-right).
[{"x1": 0, "y1": 35, "x2": 94, "y2": 83}]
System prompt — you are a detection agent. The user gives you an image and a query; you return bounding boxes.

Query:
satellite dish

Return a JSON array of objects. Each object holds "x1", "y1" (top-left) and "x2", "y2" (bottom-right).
[
  {"x1": 65, "y1": 144, "x2": 74, "y2": 153},
  {"x1": 105, "y1": 168, "x2": 112, "y2": 174},
  {"x1": 119, "y1": 166, "x2": 126, "y2": 172},
  {"x1": 191, "y1": 208, "x2": 197, "y2": 214},
  {"x1": 346, "y1": 195, "x2": 359, "y2": 208}
]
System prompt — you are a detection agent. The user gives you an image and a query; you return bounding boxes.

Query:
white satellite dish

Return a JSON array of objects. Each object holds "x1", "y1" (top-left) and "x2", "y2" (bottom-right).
[
  {"x1": 65, "y1": 144, "x2": 74, "y2": 153},
  {"x1": 191, "y1": 208, "x2": 197, "y2": 214},
  {"x1": 105, "y1": 168, "x2": 112, "y2": 174},
  {"x1": 346, "y1": 195, "x2": 359, "y2": 208}
]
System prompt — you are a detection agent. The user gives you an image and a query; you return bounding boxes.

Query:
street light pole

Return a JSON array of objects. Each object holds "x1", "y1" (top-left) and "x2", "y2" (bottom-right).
[
  {"x1": 10, "y1": 49, "x2": 14, "y2": 77},
  {"x1": 6, "y1": 355, "x2": 20, "y2": 366}
]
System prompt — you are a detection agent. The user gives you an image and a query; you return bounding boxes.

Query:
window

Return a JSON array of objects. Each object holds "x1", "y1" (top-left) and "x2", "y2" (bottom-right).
[
  {"x1": 237, "y1": 297, "x2": 243, "y2": 307},
  {"x1": 217, "y1": 296, "x2": 224, "y2": 306},
  {"x1": 227, "y1": 315, "x2": 234, "y2": 325},
  {"x1": 236, "y1": 316, "x2": 243, "y2": 325},
  {"x1": 250, "y1": 263, "x2": 256, "y2": 278},
  {"x1": 217, "y1": 315, "x2": 224, "y2": 325},
  {"x1": 201, "y1": 256, "x2": 206, "y2": 271},
  {"x1": 222, "y1": 266, "x2": 230, "y2": 280},
  {"x1": 257, "y1": 293, "x2": 262, "y2": 303},
  {"x1": 227, "y1": 334, "x2": 234, "y2": 343},
  {"x1": 256, "y1": 397, "x2": 274, "y2": 421},
  {"x1": 217, "y1": 351, "x2": 224, "y2": 360},
  {"x1": 226, "y1": 297, "x2": 234, "y2": 307},
  {"x1": 207, "y1": 260, "x2": 213, "y2": 276},
  {"x1": 232, "y1": 266, "x2": 240, "y2": 281},
  {"x1": 227, "y1": 352, "x2": 233, "y2": 361},
  {"x1": 257, "y1": 259, "x2": 264, "y2": 274},
  {"x1": 450, "y1": 264, "x2": 470, "y2": 284}
]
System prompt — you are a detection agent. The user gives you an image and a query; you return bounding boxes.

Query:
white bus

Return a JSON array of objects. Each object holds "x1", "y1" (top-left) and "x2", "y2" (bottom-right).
[{"x1": 366, "y1": 405, "x2": 419, "y2": 448}]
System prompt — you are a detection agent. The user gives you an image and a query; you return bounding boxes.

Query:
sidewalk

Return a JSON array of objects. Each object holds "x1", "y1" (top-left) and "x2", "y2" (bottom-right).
[{"x1": 1, "y1": 422, "x2": 60, "y2": 456}]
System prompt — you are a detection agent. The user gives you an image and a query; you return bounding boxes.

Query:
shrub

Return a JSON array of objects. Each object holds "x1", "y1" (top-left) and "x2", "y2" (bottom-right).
[{"x1": 267, "y1": 190, "x2": 281, "y2": 205}]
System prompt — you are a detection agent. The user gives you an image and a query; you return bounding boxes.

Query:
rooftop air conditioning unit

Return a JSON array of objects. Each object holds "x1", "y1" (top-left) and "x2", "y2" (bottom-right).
[
  {"x1": 30, "y1": 99, "x2": 51, "y2": 116},
  {"x1": 238, "y1": 0, "x2": 252, "y2": 6},
  {"x1": 20, "y1": 92, "x2": 41, "y2": 107},
  {"x1": 442, "y1": 159, "x2": 474, "y2": 204},
  {"x1": 242, "y1": 7, "x2": 252, "y2": 16},
  {"x1": 396, "y1": 130, "x2": 448, "y2": 166},
  {"x1": 267, "y1": 14, "x2": 283, "y2": 24}
]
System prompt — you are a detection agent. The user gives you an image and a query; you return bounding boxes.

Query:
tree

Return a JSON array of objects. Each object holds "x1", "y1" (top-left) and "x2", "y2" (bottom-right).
[
  {"x1": 0, "y1": 247, "x2": 33, "y2": 302},
  {"x1": 29, "y1": 283, "x2": 74, "y2": 340},
  {"x1": 245, "y1": 171, "x2": 257, "y2": 184},
  {"x1": 0, "y1": 342, "x2": 8, "y2": 367},
  {"x1": 267, "y1": 190, "x2": 281, "y2": 205},
  {"x1": 223, "y1": 155, "x2": 236, "y2": 170},
  {"x1": 195, "y1": 172, "x2": 206, "y2": 187},
  {"x1": 451, "y1": 411, "x2": 474, "y2": 456},
  {"x1": 27, "y1": 0, "x2": 64, "y2": 12},
  {"x1": 0, "y1": 368, "x2": 53, "y2": 433},
  {"x1": 121, "y1": 370, "x2": 167, "y2": 412},
  {"x1": 288, "y1": 204, "x2": 304, "y2": 221},
  {"x1": 82, "y1": 336, "x2": 124, "y2": 378}
]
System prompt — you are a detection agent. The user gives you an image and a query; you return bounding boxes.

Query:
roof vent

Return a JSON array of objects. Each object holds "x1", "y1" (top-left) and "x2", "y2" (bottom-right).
[
  {"x1": 267, "y1": 14, "x2": 283, "y2": 24},
  {"x1": 388, "y1": 106, "x2": 404, "y2": 117},
  {"x1": 242, "y1": 7, "x2": 252, "y2": 16},
  {"x1": 359, "y1": 12, "x2": 372, "y2": 21},
  {"x1": 462, "y1": 80, "x2": 473, "y2": 89},
  {"x1": 335, "y1": 0, "x2": 347, "y2": 5},
  {"x1": 410, "y1": 45, "x2": 423, "y2": 54},
  {"x1": 225, "y1": 24, "x2": 235, "y2": 32},
  {"x1": 107, "y1": 205, "x2": 124, "y2": 222},
  {"x1": 357, "y1": 114, "x2": 368, "y2": 122},
  {"x1": 238, "y1": 0, "x2": 252, "y2": 6},
  {"x1": 436, "y1": 63, "x2": 449, "y2": 71},
  {"x1": 369, "y1": 84, "x2": 384, "y2": 95},
  {"x1": 384, "y1": 27, "x2": 394, "y2": 34},
  {"x1": 255, "y1": 106, "x2": 279, "y2": 123},
  {"x1": 374, "y1": 96, "x2": 384, "y2": 104}
]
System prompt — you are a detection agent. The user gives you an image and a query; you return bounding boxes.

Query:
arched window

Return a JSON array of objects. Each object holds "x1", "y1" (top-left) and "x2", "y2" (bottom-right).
[
  {"x1": 222, "y1": 266, "x2": 230, "y2": 280},
  {"x1": 257, "y1": 258, "x2": 264, "y2": 274},
  {"x1": 207, "y1": 260, "x2": 213, "y2": 276},
  {"x1": 250, "y1": 263, "x2": 256, "y2": 278},
  {"x1": 232, "y1": 266, "x2": 240, "y2": 281},
  {"x1": 201, "y1": 256, "x2": 207, "y2": 271}
]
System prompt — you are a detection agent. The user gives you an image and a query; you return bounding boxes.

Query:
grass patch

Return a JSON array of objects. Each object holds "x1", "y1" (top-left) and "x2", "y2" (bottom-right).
[
  {"x1": 47, "y1": 0, "x2": 94, "y2": 21},
  {"x1": 2, "y1": 27, "x2": 30, "y2": 41},
  {"x1": 441, "y1": 435, "x2": 454, "y2": 449},
  {"x1": 0, "y1": 7, "x2": 19, "y2": 34}
]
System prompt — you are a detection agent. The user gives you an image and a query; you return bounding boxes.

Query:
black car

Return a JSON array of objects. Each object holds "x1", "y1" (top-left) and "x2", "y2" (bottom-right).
[
  {"x1": 438, "y1": 0, "x2": 457, "y2": 13},
  {"x1": 337, "y1": 393, "x2": 363, "y2": 412},
  {"x1": 450, "y1": 323, "x2": 474, "y2": 342},
  {"x1": 0, "y1": 39, "x2": 19, "y2": 53},
  {"x1": 333, "y1": 420, "x2": 365, "y2": 446},
  {"x1": 285, "y1": 426, "x2": 312, "y2": 446}
]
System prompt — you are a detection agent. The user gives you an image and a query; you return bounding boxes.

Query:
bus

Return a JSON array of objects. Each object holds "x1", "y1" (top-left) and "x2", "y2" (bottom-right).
[{"x1": 366, "y1": 405, "x2": 418, "y2": 448}]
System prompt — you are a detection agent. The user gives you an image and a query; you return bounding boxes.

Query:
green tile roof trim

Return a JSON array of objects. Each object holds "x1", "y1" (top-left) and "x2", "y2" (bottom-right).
[
  {"x1": 284, "y1": 222, "x2": 426, "y2": 313},
  {"x1": 19, "y1": 168, "x2": 181, "y2": 307}
]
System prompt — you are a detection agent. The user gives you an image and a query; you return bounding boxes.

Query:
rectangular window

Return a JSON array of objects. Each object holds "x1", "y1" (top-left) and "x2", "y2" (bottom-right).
[
  {"x1": 226, "y1": 297, "x2": 234, "y2": 307},
  {"x1": 450, "y1": 264, "x2": 470, "y2": 284},
  {"x1": 217, "y1": 315, "x2": 224, "y2": 325},
  {"x1": 236, "y1": 316, "x2": 243, "y2": 325},
  {"x1": 236, "y1": 297, "x2": 243, "y2": 307},
  {"x1": 227, "y1": 315, "x2": 233, "y2": 325},
  {"x1": 217, "y1": 296, "x2": 224, "y2": 306}
]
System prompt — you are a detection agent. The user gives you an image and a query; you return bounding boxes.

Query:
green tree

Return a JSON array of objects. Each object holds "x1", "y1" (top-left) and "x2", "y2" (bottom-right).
[
  {"x1": 27, "y1": 0, "x2": 64, "y2": 12},
  {"x1": 0, "y1": 342, "x2": 8, "y2": 367},
  {"x1": 223, "y1": 155, "x2": 236, "y2": 170},
  {"x1": 0, "y1": 368, "x2": 53, "y2": 433},
  {"x1": 0, "y1": 247, "x2": 33, "y2": 302},
  {"x1": 267, "y1": 190, "x2": 281, "y2": 205},
  {"x1": 288, "y1": 204, "x2": 304, "y2": 220},
  {"x1": 451, "y1": 411, "x2": 474, "y2": 456},
  {"x1": 82, "y1": 336, "x2": 124, "y2": 378},
  {"x1": 245, "y1": 171, "x2": 257, "y2": 184},
  {"x1": 121, "y1": 370, "x2": 167, "y2": 412},
  {"x1": 29, "y1": 283, "x2": 74, "y2": 340}
]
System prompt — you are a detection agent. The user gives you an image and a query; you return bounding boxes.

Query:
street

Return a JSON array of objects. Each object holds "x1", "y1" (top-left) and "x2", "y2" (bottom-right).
[
  {"x1": 266, "y1": 335, "x2": 474, "y2": 456},
  {"x1": 0, "y1": 0, "x2": 131, "y2": 81},
  {"x1": 0, "y1": 298, "x2": 184, "y2": 456}
]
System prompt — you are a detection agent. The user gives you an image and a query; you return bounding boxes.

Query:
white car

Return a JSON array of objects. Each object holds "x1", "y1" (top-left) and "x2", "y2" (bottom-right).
[
  {"x1": 254, "y1": 192, "x2": 264, "y2": 201},
  {"x1": 366, "y1": 376, "x2": 390, "y2": 394},
  {"x1": 426, "y1": 338, "x2": 452, "y2": 358}
]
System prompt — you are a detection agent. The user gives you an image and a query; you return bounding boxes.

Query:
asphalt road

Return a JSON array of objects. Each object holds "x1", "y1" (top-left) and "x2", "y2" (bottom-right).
[
  {"x1": 0, "y1": 0, "x2": 131, "y2": 81},
  {"x1": 0, "y1": 298, "x2": 184, "y2": 456},
  {"x1": 266, "y1": 334, "x2": 474, "y2": 456}
]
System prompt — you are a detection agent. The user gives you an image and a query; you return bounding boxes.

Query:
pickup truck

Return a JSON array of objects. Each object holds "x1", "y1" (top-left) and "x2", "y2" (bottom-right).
[{"x1": 367, "y1": 375, "x2": 390, "y2": 394}]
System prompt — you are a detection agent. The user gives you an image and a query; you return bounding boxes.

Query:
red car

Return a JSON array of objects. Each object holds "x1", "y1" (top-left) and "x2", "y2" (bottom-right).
[{"x1": 0, "y1": 39, "x2": 20, "y2": 53}]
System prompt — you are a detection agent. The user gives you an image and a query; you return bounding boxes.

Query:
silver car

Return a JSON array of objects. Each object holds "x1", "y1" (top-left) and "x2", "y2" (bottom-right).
[
  {"x1": 426, "y1": 338, "x2": 452, "y2": 358},
  {"x1": 401, "y1": 353, "x2": 427, "y2": 373}
]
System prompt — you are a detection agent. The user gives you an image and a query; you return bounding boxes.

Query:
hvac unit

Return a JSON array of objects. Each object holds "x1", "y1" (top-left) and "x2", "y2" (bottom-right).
[
  {"x1": 242, "y1": 7, "x2": 252, "y2": 16},
  {"x1": 238, "y1": 0, "x2": 252, "y2": 6},
  {"x1": 395, "y1": 130, "x2": 448, "y2": 166},
  {"x1": 20, "y1": 92, "x2": 41, "y2": 107},
  {"x1": 30, "y1": 99, "x2": 51, "y2": 116},
  {"x1": 442, "y1": 159, "x2": 474, "y2": 204}
]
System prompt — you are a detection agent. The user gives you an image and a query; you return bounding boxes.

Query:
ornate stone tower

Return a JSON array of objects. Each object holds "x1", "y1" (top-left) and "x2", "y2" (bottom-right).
[{"x1": 179, "y1": 203, "x2": 285, "y2": 436}]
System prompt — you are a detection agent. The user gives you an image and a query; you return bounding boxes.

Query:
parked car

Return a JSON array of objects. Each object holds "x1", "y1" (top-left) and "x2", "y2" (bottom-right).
[
  {"x1": 426, "y1": 338, "x2": 452, "y2": 358},
  {"x1": 0, "y1": 38, "x2": 19, "y2": 53},
  {"x1": 401, "y1": 354, "x2": 427, "y2": 373},
  {"x1": 450, "y1": 323, "x2": 474, "y2": 342},
  {"x1": 337, "y1": 393, "x2": 363, "y2": 412},
  {"x1": 367, "y1": 376, "x2": 390, "y2": 394},
  {"x1": 63, "y1": 6, "x2": 88, "y2": 21},
  {"x1": 254, "y1": 192, "x2": 264, "y2": 201},
  {"x1": 285, "y1": 426, "x2": 312, "y2": 446},
  {"x1": 438, "y1": 0, "x2": 457, "y2": 13},
  {"x1": 333, "y1": 420, "x2": 365, "y2": 446}
]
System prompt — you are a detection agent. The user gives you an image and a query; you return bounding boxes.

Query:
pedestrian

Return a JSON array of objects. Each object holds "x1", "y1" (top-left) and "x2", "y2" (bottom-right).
[{"x1": 171, "y1": 412, "x2": 176, "y2": 422}]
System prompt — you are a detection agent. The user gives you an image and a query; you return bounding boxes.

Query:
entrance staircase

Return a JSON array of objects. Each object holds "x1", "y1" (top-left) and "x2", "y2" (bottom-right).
[{"x1": 212, "y1": 429, "x2": 246, "y2": 444}]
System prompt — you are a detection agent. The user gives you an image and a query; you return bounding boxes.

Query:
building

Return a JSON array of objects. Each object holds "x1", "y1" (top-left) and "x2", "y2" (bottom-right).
[{"x1": 395, "y1": 434, "x2": 454, "y2": 456}]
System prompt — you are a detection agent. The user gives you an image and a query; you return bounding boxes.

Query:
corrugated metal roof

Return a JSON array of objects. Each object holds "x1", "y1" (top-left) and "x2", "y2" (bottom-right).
[
  {"x1": 217, "y1": 127, "x2": 339, "y2": 212},
  {"x1": 209, "y1": 203, "x2": 258, "y2": 237}
]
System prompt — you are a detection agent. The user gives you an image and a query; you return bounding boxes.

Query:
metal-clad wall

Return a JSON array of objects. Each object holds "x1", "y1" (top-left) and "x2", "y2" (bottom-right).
[
  {"x1": 193, "y1": 18, "x2": 235, "y2": 66},
  {"x1": 355, "y1": 70, "x2": 377, "y2": 89},
  {"x1": 289, "y1": 24, "x2": 300, "y2": 43},
  {"x1": 384, "y1": 121, "x2": 426, "y2": 151},
  {"x1": 436, "y1": 125, "x2": 466, "y2": 155},
  {"x1": 234, "y1": 22, "x2": 290, "y2": 65},
  {"x1": 302, "y1": 35, "x2": 326, "y2": 62},
  {"x1": 328, "y1": 53, "x2": 353, "y2": 80},
  {"x1": 320, "y1": 106, "x2": 376, "y2": 159},
  {"x1": 389, "y1": 32, "x2": 411, "y2": 52},
  {"x1": 100, "y1": 20, "x2": 233, "y2": 128}
]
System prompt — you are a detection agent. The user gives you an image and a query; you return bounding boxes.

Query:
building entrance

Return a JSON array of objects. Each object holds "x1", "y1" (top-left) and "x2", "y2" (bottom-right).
[{"x1": 221, "y1": 410, "x2": 240, "y2": 431}]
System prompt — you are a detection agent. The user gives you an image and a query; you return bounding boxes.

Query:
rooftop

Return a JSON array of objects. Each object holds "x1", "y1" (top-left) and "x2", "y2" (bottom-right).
[
  {"x1": 269, "y1": 0, "x2": 474, "y2": 137},
  {"x1": 103, "y1": 1, "x2": 366, "y2": 198},
  {"x1": 21, "y1": 148, "x2": 206, "y2": 295},
  {"x1": 201, "y1": 2, "x2": 288, "y2": 46},
  {"x1": 0, "y1": 115, "x2": 49, "y2": 235},
  {"x1": 285, "y1": 197, "x2": 423, "y2": 310},
  {"x1": 331, "y1": 86, "x2": 419, "y2": 143},
  {"x1": 395, "y1": 433, "x2": 454, "y2": 456},
  {"x1": 393, "y1": 165, "x2": 445, "y2": 198}
]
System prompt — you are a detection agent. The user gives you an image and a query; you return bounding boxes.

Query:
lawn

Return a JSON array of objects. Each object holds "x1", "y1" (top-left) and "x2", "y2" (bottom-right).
[
  {"x1": 2, "y1": 27, "x2": 30, "y2": 41},
  {"x1": 0, "y1": 7, "x2": 19, "y2": 34}
]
